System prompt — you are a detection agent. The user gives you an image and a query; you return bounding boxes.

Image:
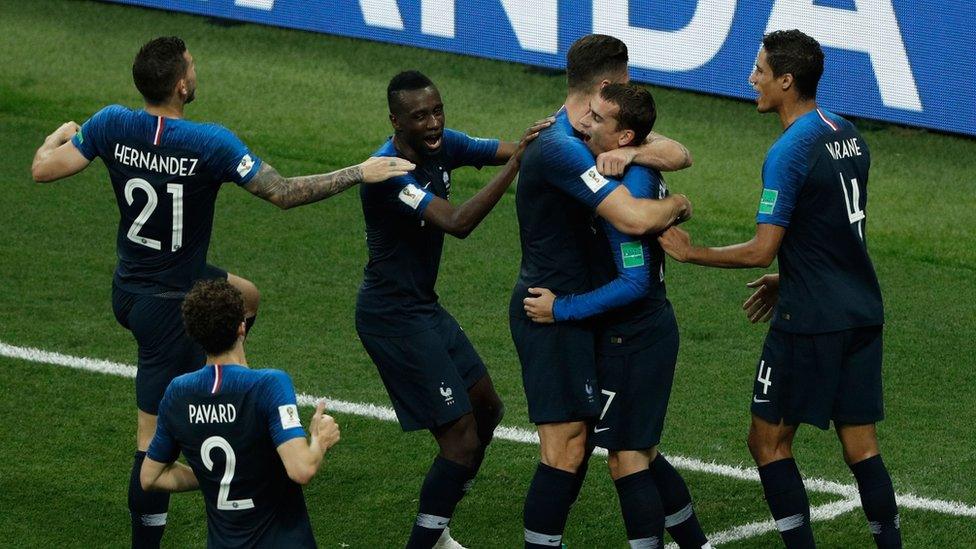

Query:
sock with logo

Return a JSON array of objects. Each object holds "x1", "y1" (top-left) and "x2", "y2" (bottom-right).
[
  {"x1": 524, "y1": 462, "x2": 578, "y2": 548},
  {"x1": 758, "y1": 458, "x2": 815, "y2": 549},
  {"x1": 850, "y1": 455, "x2": 901, "y2": 548},
  {"x1": 647, "y1": 454, "x2": 709, "y2": 548},
  {"x1": 614, "y1": 469, "x2": 665, "y2": 549},
  {"x1": 406, "y1": 456, "x2": 475, "y2": 549},
  {"x1": 129, "y1": 451, "x2": 170, "y2": 549}
]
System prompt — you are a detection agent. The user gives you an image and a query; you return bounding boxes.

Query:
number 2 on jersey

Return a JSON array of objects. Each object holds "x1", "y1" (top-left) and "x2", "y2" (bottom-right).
[
  {"x1": 201, "y1": 435, "x2": 255, "y2": 511},
  {"x1": 123, "y1": 178, "x2": 183, "y2": 251}
]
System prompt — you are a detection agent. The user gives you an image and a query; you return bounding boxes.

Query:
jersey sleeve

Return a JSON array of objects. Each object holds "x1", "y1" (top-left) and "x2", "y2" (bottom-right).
[
  {"x1": 756, "y1": 142, "x2": 806, "y2": 227},
  {"x1": 362, "y1": 172, "x2": 436, "y2": 219},
  {"x1": 71, "y1": 105, "x2": 120, "y2": 161},
  {"x1": 442, "y1": 129, "x2": 499, "y2": 170},
  {"x1": 146, "y1": 387, "x2": 181, "y2": 464},
  {"x1": 540, "y1": 134, "x2": 620, "y2": 210},
  {"x1": 553, "y1": 225, "x2": 651, "y2": 322},
  {"x1": 260, "y1": 370, "x2": 307, "y2": 448},
  {"x1": 208, "y1": 126, "x2": 263, "y2": 186}
]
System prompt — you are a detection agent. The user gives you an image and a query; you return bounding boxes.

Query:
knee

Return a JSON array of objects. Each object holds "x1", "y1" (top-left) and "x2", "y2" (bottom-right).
[
  {"x1": 541, "y1": 433, "x2": 587, "y2": 472},
  {"x1": 747, "y1": 430, "x2": 791, "y2": 466},
  {"x1": 439, "y1": 419, "x2": 482, "y2": 466}
]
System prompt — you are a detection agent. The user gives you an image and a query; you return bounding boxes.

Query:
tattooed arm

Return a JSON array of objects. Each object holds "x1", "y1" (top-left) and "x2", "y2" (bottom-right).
[{"x1": 244, "y1": 156, "x2": 415, "y2": 210}]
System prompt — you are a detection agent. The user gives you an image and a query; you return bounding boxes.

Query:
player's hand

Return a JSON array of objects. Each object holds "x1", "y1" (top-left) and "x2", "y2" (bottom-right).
[
  {"x1": 359, "y1": 156, "x2": 416, "y2": 184},
  {"x1": 671, "y1": 194, "x2": 693, "y2": 225},
  {"x1": 658, "y1": 226, "x2": 692, "y2": 262},
  {"x1": 596, "y1": 147, "x2": 637, "y2": 177},
  {"x1": 50, "y1": 121, "x2": 80, "y2": 145},
  {"x1": 310, "y1": 401, "x2": 340, "y2": 451},
  {"x1": 743, "y1": 273, "x2": 780, "y2": 323},
  {"x1": 523, "y1": 287, "x2": 556, "y2": 324},
  {"x1": 512, "y1": 117, "x2": 555, "y2": 163}
]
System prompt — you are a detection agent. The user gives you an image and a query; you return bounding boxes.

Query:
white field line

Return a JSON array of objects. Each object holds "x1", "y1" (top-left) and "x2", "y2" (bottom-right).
[
  {"x1": 665, "y1": 498, "x2": 863, "y2": 549},
  {"x1": 2, "y1": 341, "x2": 975, "y2": 520}
]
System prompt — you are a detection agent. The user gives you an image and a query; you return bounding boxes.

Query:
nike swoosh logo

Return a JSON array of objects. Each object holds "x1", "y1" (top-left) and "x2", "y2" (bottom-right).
[
  {"x1": 437, "y1": 521, "x2": 448, "y2": 526},
  {"x1": 548, "y1": 539, "x2": 559, "y2": 544},
  {"x1": 594, "y1": 427, "x2": 610, "y2": 433},
  {"x1": 753, "y1": 396, "x2": 770, "y2": 403}
]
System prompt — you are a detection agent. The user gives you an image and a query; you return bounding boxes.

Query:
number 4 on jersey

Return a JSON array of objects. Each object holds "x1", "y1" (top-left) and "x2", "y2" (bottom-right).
[{"x1": 839, "y1": 173, "x2": 865, "y2": 240}]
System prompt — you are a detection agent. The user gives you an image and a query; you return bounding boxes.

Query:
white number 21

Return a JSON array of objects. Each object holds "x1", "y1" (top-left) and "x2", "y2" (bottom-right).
[{"x1": 123, "y1": 178, "x2": 183, "y2": 251}]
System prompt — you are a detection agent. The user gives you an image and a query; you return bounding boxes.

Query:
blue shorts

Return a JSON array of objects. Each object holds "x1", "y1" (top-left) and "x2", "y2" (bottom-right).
[
  {"x1": 358, "y1": 308, "x2": 487, "y2": 432},
  {"x1": 751, "y1": 325, "x2": 885, "y2": 429},
  {"x1": 510, "y1": 317, "x2": 600, "y2": 424},
  {"x1": 593, "y1": 324, "x2": 679, "y2": 451},
  {"x1": 112, "y1": 264, "x2": 227, "y2": 414}
]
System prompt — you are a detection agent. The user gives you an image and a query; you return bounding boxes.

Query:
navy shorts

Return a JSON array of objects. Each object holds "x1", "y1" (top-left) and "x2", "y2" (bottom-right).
[
  {"x1": 510, "y1": 317, "x2": 600, "y2": 424},
  {"x1": 112, "y1": 264, "x2": 227, "y2": 414},
  {"x1": 751, "y1": 325, "x2": 884, "y2": 430},
  {"x1": 593, "y1": 325, "x2": 679, "y2": 451},
  {"x1": 358, "y1": 309, "x2": 487, "y2": 432}
]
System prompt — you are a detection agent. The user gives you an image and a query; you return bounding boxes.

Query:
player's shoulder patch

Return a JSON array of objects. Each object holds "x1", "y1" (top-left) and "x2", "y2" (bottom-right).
[
  {"x1": 278, "y1": 404, "x2": 302, "y2": 430},
  {"x1": 398, "y1": 183, "x2": 428, "y2": 209},
  {"x1": 758, "y1": 188, "x2": 778, "y2": 215},
  {"x1": 620, "y1": 241, "x2": 645, "y2": 268},
  {"x1": 579, "y1": 166, "x2": 609, "y2": 193}
]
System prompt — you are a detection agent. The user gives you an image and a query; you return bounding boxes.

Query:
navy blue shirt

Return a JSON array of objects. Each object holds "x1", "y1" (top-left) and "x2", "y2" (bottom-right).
[
  {"x1": 71, "y1": 105, "x2": 261, "y2": 295},
  {"x1": 757, "y1": 108, "x2": 883, "y2": 334},
  {"x1": 148, "y1": 364, "x2": 314, "y2": 548},
  {"x1": 509, "y1": 108, "x2": 620, "y2": 318},
  {"x1": 556, "y1": 165, "x2": 675, "y2": 353},
  {"x1": 356, "y1": 129, "x2": 499, "y2": 336}
]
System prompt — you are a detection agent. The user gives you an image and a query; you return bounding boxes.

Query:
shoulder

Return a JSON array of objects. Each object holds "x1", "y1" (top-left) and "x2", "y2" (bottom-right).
[
  {"x1": 621, "y1": 164, "x2": 658, "y2": 198},
  {"x1": 256, "y1": 368, "x2": 295, "y2": 390},
  {"x1": 371, "y1": 137, "x2": 397, "y2": 158}
]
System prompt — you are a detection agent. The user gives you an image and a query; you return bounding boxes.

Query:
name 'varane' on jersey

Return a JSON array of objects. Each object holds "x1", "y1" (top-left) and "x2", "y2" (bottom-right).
[
  {"x1": 71, "y1": 105, "x2": 262, "y2": 294},
  {"x1": 757, "y1": 108, "x2": 883, "y2": 333},
  {"x1": 148, "y1": 364, "x2": 315, "y2": 548}
]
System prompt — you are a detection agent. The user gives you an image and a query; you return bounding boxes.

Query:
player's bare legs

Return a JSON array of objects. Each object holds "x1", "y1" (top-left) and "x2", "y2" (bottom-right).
[
  {"x1": 537, "y1": 421, "x2": 589, "y2": 472},
  {"x1": 521, "y1": 421, "x2": 589, "y2": 548},
  {"x1": 748, "y1": 415, "x2": 814, "y2": 548},
  {"x1": 837, "y1": 423, "x2": 902, "y2": 548},
  {"x1": 466, "y1": 374, "x2": 504, "y2": 471},
  {"x1": 406, "y1": 377, "x2": 502, "y2": 549},
  {"x1": 608, "y1": 447, "x2": 658, "y2": 480}
]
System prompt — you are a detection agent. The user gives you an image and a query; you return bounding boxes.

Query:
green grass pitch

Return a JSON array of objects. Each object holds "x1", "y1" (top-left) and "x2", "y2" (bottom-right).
[{"x1": 1, "y1": 0, "x2": 975, "y2": 546}]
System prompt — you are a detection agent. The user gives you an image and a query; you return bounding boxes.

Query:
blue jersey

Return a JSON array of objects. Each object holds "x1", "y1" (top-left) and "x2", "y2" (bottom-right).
[
  {"x1": 509, "y1": 108, "x2": 620, "y2": 318},
  {"x1": 555, "y1": 165, "x2": 674, "y2": 353},
  {"x1": 71, "y1": 105, "x2": 262, "y2": 294},
  {"x1": 757, "y1": 108, "x2": 883, "y2": 334},
  {"x1": 148, "y1": 364, "x2": 314, "y2": 548},
  {"x1": 356, "y1": 129, "x2": 499, "y2": 336}
]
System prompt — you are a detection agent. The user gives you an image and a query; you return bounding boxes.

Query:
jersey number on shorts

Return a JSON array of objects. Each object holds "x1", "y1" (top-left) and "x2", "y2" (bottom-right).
[
  {"x1": 124, "y1": 178, "x2": 184, "y2": 252},
  {"x1": 839, "y1": 173, "x2": 865, "y2": 240},
  {"x1": 201, "y1": 435, "x2": 255, "y2": 511}
]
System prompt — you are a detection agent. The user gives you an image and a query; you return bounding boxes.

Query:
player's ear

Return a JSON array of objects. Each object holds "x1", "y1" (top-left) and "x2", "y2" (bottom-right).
[
  {"x1": 389, "y1": 112, "x2": 401, "y2": 132},
  {"x1": 236, "y1": 321, "x2": 246, "y2": 340},
  {"x1": 780, "y1": 73, "x2": 794, "y2": 93},
  {"x1": 618, "y1": 129, "x2": 636, "y2": 148}
]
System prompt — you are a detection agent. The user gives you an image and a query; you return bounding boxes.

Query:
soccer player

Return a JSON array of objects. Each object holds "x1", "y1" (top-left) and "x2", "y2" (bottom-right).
[
  {"x1": 523, "y1": 83, "x2": 710, "y2": 549},
  {"x1": 30, "y1": 36, "x2": 412, "y2": 548},
  {"x1": 511, "y1": 35, "x2": 694, "y2": 549},
  {"x1": 658, "y1": 30, "x2": 901, "y2": 548},
  {"x1": 141, "y1": 278, "x2": 340, "y2": 548},
  {"x1": 355, "y1": 70, "x2": 551, "y2": 549}
]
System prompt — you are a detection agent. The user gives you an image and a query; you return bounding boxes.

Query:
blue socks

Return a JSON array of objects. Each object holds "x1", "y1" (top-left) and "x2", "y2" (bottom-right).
[
  {"x1": 758, "y1": 458, "x2": 815, "y2": 549},
  {"x1": 406, "y1": 456, "x2": 475, "y2": 549},
  {"x1": 850, "y1": 455, "x2": 901, "y2": 548},
  {"x1": 615, "y1": 470, "x2": 665, "y2": 548},
  {"x1": 129, "y1": 451, "x2": 169, "y2": 549},
  {"x1": 524, "y1": 462, "x2": 578, "y2": 548},
  {"x1": 648, "y1": 454, "x2": 709, "y2": 548}
]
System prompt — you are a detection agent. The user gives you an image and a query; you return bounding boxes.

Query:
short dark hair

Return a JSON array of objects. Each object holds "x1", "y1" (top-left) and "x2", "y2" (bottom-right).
[
  {"x1": 566, "y1": 34, "x2": 629, "y2": 93},
  {"x1": 132, "y1": 36, "x2": 189, "y2": 105},
  {"x1": 601, "y1": 83, "x2": 656, "y2": 145},
  {"x1": 762, "y1": 30, "x2": 824, "y2": 100},
  {"x1": 387, "y1": 70, "x2": 436, "y2": 114},
  {"x1": 182, "y1": 279, "x2": 244, "y2": 355}
]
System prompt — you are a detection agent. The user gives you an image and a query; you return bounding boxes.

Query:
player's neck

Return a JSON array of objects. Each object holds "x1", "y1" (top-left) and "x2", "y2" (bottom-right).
[
  {"x1": 777, "y1": 98, "x2": 817, "y2": 130},
  {"x1": 563, "y1": 92, "x2": 592, "y2": 132},
  {"x1": 392, "y1": 134, "x2": 422, "y2": 165},
  {"x1": 144, "y1": 100, "x2": 185, "y2": 120},
  {"x1": 207, "y1": 343, "x2": 247, "y2": 368}
]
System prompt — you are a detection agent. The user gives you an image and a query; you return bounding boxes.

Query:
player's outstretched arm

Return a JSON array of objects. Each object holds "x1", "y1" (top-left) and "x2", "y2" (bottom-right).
[
  {"x1": 277, "y1": 401, "x2": 340, "y2": 486},
  {"x1": 596, "y1": 132, "x2": 692, "y2": 177},
  {"x1": 244, "y1": 157, "x2": 415, "y2": 210},
  {"x1": 140, "y1": 458, "x2": 200, "y2": 493},
  {"x1": 596, "y1": 186, "x2": 692, "y2": 236},
  {"x1": 658, "y1": 224, "x2": 785, "y2": 268},
  {"x1": 31, "y1": 122, "x2": 92, "y2": 182},
  {"x1": 422, "y1": 118, "x2": 552, "y2": 239}
]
